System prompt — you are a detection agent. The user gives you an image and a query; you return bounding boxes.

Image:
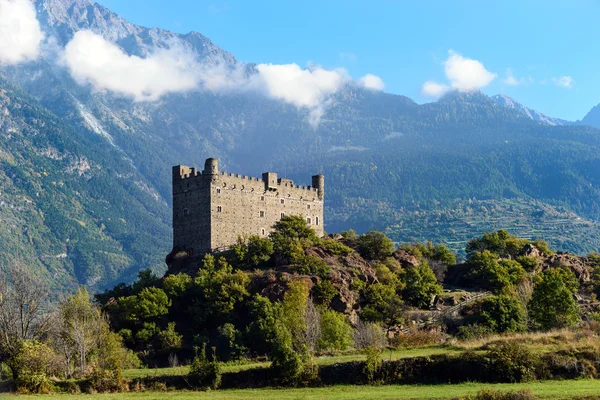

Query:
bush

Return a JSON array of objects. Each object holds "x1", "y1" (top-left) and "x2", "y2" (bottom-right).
[
  {"x1": 392, "y1": 330, "x2": 445, "y2": 348},
  {"x1": 312, "y1": 280, "x2": 338, "y2": 306},
  {"x1": 487, "y1": 342, "x2": 539, "y2": 383},
  {"x1": 456, "y1": 324, "x2": 493, "y2": 340},
  {"x1": 356, "y1": 231, "x2": 395, "y2": 261},
  {"x1": 322, "y1": 239, "x2": 354, "y2": 256},
  {"x1": 296, "y1": 255, "x2": 330, "y2": 278},
  {"x1": 401, "y1": 261, "x2": 442, "y2": 308},
  {"x1": 528, "y1": 268, "x2": 579, "y2": 330},
  {"x1": 464, "y1": 295, "x2": 527, "y2": 333},
  {"x1": 188, "y1": 344, "x2": 222, "y2": 389},
  {"x1": 9, "y1": 340, "x2": 56, "y2": 394},
  {"x1": 318, "y1": 310, "x2": 354, "y2": 352},
  {"x1": 363, "y1": 346, "x2": 383, "y2": 383},
  {"x1": 232, "y1": 235, "x2": 274, "y2": 269},
  {"x1": 466, "y1": 250, "x2": 525, "y2": 293}
]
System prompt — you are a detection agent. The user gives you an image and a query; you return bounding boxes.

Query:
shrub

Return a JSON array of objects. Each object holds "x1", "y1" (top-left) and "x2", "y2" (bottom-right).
[
  {"x1": 456, "y1": 324, "x2": 493, "y2": 340},
  {"x1": 464, "y1": 295, "x2": 527, "y2": 333},
  {"x1": 232, "y1": 235, "x2": 274, "y2": 269},
  {"x1": 487, "y1": 342, "x2": 538, "y2": 383},
  {"x1": 466, "y1": 250, "x2": 525, "y2": 293},
  {"x1": 9, "y1": 340, "x2": 56, "y2": 394},
  {"x1": 401, "y1": 261, "x2": 442, "y2": 308},
  {"x1": 188, "y1": 344, "x2": 222, "y2": 389},
  {"x1": 322, "y1": 239, "x2": 353, "y2": 256},
  {"x1": 353, "y1": 320, "x2": 386, "y2": 350},
  {"x1": 528, "y1": 268, "x2": 579, "y2": 330},
  {"x1": 296, "y1": 255, "x2": 330, "y2": 278},
  {"x1": 312, "y1": 280, "x2": 338, "y2": 306},
  {"x1": 318, "y1": 310, "x2": 354, "y2": 352},
  {"x1": 363, "y1": 346, "x2": 383, "y2": 383},
  {"x1": 356, "y1": 231, "x2": 395, "y2": 261}
]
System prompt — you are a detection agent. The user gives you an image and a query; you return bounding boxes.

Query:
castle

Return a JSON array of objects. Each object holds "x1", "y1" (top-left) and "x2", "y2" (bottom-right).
[{"x1": 172, "y1": 158, "x2": 324, "y2": 256}]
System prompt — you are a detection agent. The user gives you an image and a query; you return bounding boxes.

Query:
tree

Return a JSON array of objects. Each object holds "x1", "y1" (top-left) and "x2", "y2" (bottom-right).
[
  {"x1": 0, "y1": 263, "x2": 50, "y2": 379},
  {"x1": 401, "y1": 261, "x2": 442, "y2": 308},
  {"x1": 232, "y1": 235, "x2": 274, "y2": 269},
  {"x1": 270, "y1": 215, "x2": 321, "y2": 264},
  {"x1": 465, "y1": 295, "x2": 527, "y2": 333},
  {"x1": 356, "y1": 231, "x2": 395, "y2": 261},
  {"x1": 119, "y1": 287, "x2": 171, "y2": 322},
  {"x1": 528, "y1": 268, "x2": 579, "y2": 330},
  {"x1": 318, "y1": 310, "x2": 353, "y2": 352},
  {"x1": 57, "y1": 288, "x2": 105, "y2": 376},
  {"x1": 466, "y1": 250, "x2": 525, "y2": 293},
  {"x1": 360, "y1": 283, "x2": 404, "y2": 333}
]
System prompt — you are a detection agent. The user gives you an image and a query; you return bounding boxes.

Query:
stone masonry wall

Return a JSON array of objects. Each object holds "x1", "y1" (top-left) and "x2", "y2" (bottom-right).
[{"x1": 172, "y1": 159, "x2": 324, "y2": 256}]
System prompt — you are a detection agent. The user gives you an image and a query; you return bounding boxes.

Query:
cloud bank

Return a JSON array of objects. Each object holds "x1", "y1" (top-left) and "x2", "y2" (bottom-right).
[
  {"x1": 422, "y1": 50, "x2": 496, "y2": 98},
  {"x1": 0, "y1": 0, "x2": 44, "y2": 65},
  {"x1": 61, "y1": 30, "x2": 385, "y2": 126},
  {"x1": 63, "y1": 31, "x2": 201, "y2": 101}
]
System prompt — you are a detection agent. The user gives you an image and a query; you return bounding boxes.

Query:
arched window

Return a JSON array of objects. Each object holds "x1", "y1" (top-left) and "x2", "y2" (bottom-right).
[{"x1": 315, "y1": 216, "x2": 319, "y2": 226}]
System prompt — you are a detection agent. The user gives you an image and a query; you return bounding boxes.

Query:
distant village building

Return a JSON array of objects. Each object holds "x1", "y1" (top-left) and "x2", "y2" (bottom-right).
[{"x1": 172, "y1": 158, "x2": 324, "y2": 256}]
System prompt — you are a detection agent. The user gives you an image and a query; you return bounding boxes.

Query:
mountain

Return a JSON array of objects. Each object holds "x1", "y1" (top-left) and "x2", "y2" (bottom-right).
[
  {"x1": 581, "y1": 104, "x2": 600, "y2": 128},
  {"x1": 2, "y1": 0, "x2": 600, "y2": 292},
  {"x1": 491, "y1": 94, "x2": 571, "y2": 126}
]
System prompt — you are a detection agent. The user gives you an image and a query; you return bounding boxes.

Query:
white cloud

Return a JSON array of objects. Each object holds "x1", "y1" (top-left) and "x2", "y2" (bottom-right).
[
  {"x1": 0, "y1": 0, "x2": 44, "y2": 65},
  {"x1": 62, "y1": 31, "x2": 201, "y2": 101},
  {"x1": 421, "y1": 80, "x2": 449, "y2": 98},
  {"x1": 503, "y1": 68, "x2": 526, "y2": 86},
  {"x1": 358, "y1": 74, "x2": 385, "y2": 90},
  {"x1": 552, "y1": 75, "x2": 574, "y2": 88},
  {"x1": 444, "y1": 50, "x2": 497, "y2": 91},
  {"x1": 62, "y1": 30, "x2": 384, "y2": 127},
  {"x1": 421, "y1": 50, "x2": 496, "y2": 98}
]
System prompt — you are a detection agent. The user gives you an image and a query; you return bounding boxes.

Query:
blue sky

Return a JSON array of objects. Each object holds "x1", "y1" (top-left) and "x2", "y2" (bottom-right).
[{"x1": 96, "y1": 0, "x2": 599, "y2": 121}]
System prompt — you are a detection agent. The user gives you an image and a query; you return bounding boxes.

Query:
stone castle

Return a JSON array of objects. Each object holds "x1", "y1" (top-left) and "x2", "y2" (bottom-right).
[{"x1": 172, "y1": 158, "x2": 324, "y2": 256}]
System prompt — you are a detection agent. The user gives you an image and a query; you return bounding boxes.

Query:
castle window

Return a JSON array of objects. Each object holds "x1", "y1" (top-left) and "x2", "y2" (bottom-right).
[
  {"x1": 307, "y1": 217, "x2": 311, "y2": 224},
  {"x1": 183, "y1": 208, "x2": 189, "y2": 216},
  {"x1": 216, "y1": 188, "x2": 221, "y2": 194},
  {"x1": 316, "y1": 216, "x2": 319, "y2": 225},
  {"x1": 261, "y1": 196, "x2": 265, "y2": 201},
  {"x1": 261, "y1": 228, "x2": 265, "y2": 235},
  {"x1": 217, "y1": 206, "x2": 222, "y2": 213},
  {"x1": 280, "y1": 199, "x2": 285, "y2": 204},
  {"x1": 260, "y1": 211, "x2": 265, "y2": 217},
  {"x1": 281, "y1": 213, "x2": 285, "y2": 218},
  {"x1": 307, "y1": 204, "x2": 311, "y2": 210}
]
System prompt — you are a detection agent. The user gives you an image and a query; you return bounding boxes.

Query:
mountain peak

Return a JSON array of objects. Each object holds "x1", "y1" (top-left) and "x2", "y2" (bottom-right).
[{"x1": 492, "y1": 94, "x2": 570, "y2": 126}]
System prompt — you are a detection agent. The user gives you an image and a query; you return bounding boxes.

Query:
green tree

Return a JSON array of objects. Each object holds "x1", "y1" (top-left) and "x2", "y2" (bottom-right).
[
  {"x1": 465, "y1": 295, "x2": 527, "y2": 333},
  {"x1": 528, "y1": 268, "x2": 579, "y2": 330},
  {"x1": 466, "y1": 250, "x2": 525, "y2": 293},
  {"x1": 360, "y1": 283, "x2": 404, "y2": 333},
  {"x1": 232, "y1": 235, "x2": 274, "y2": 269},
  {"x1": 119, "y1": 287, "x2": 171, "y2": 322},
  {"x1": 270, "y1": 215, "x2": 321, "y2": 263},
  {"x1": 401, "y1": 261, "x2": 442, "y2": 308},
  {"x1": 189, "y1": 255, "x2": 249, "y2": 324},
  {"x1": 318, "y1": 310, "x2": 353, "y2": 352},
  {"x1": 8, "y1": 340, "x2": 56, "y2": 393},
  {"x1": 356, "y1": 231, "x2": 395, "y2": 261},
  {"x1": 57, "y1": 288, "x2": 104, "y2": 376}
]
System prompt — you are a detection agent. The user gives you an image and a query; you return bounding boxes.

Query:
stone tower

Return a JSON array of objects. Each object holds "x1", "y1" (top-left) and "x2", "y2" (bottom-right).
[{"x1": 172, "y1": 158, "x2": 324, "y2": 257}]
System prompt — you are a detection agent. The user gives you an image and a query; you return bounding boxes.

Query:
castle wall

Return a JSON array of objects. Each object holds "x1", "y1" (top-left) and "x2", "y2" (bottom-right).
[
  {"x1": 172, "y1": 159, "x2": 324, "y2": 256},
  {"x1": 172, "y1": 166, "x2": 211, "y2": 256},
  {"x1": 210, "y1": 173, "x2": 324, "y2": 251}
]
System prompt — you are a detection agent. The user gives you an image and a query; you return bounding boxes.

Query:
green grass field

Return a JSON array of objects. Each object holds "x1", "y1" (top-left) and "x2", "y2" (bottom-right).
[
  {"x1": 13, "y1": 380, "x2": 600, "y2": 399},
  {"x1": 122, "y1": 346, "x2": 462, "y2": 379}
]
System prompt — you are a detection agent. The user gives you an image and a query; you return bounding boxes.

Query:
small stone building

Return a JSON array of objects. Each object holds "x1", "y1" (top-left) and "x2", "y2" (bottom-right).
[{"x1": 172, "y1": 158, "x2": 324, "y2": 257}]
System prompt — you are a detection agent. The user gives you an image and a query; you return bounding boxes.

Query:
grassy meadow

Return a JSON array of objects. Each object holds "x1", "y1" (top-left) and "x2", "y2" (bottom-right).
[{"x1": 12, "y1": 380, "x2": 600, "y2": 400}]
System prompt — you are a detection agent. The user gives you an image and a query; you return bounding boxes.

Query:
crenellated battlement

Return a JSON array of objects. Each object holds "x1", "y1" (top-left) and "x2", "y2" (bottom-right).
[{"x1": 172, "y1": 158, "x2": 324, "y2": 257}]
